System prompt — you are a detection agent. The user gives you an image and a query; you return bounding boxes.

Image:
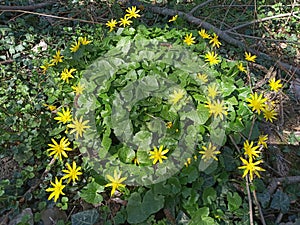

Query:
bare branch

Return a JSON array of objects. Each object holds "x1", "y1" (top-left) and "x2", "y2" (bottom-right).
[
  {"x1": 189, "y1": 0, "x2": 214, "y2": 15},
  {"x1": 0, "y1": 2, "x2": 57, "y2": 11},
  {"x1": 268, "y1": 176, "x2": 300, "y2": 195},
  {"x1": 227, "y1": 11, "x2": 300, "y2": 32},
  {"x1": 0, "y1": 10, "x2": 103, "y2": 25}
]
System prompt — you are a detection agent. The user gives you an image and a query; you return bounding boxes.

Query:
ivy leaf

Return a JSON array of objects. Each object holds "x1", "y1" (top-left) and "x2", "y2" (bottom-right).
[
  {"x1": 79, "y1": 181, "x2": 104, "y2": 204},
  {"x1": 189, "y1": 207, "x2": 216, "y2": 225},
  {"x1": 71, "y1": 209, "x2": 99, "y2": 225},
  {"x1": 257, "y1": 190, "x2": 270, "y2": 208},
  {"x1": 270, "y1": 190, "x2": 290, "y2": 213},
  {"x1": 176, "y1": 210, "x2": 190, "y2": 225},
  {"x1": 202, "y1": 187, "x2": 217, "y2": 205},
  {"x1": 126, "y1": 190, "x2": 164, "y2": 224},
  {"x1": 227, "y1": 192, "x2": 242, "y2": 212}
]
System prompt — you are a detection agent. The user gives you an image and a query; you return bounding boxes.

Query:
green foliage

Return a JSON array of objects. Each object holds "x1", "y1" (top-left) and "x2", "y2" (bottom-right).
[
  {"x1": 127, "y1": 190, "x2": 165, "y2": 223},
  {"x1": 71, "y1": 209, "x2": 99, "y2": 225},
  {"x1": 1, "y1": 1, "x2": 299, "y2": 224},
  {"x1": 270, "y1": 190, "x2": 290, "y2": 214},
  {"x1": 79, "y1": 180, "x2": 104, "y2": 204}
]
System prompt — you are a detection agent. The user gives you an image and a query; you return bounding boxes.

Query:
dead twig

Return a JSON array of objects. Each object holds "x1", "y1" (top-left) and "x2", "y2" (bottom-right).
[
  {"x1": 267, "y1": 176, "x2": 300, "y2": 195},
  {"x1": 228, "y1": 134, "x2": 241, "y2": 154},
  {"x1": 246, "y1": 176, "x2": 254, "y2": 225},
  {"x1": 147, "y1": 6, "x2": 300, "y2": 77},
  {"x1": 0, "y1": 10, "x2": 103, "y2": 25},
  {"x1": 0, "y1": 2, "x2": 57, "y2": 11},
  {"x1": 0, "y1": 59, "x2": 14, "y2": 65},
  {"x1": 189, "y1": 0, "x2": 215, "y2": 15},
  {"x1": 252, "y1": 189, "x2": 267, "y2": 225},
  {"x1": 226, "y1": 11, "x2": 300, "y2": 32}
]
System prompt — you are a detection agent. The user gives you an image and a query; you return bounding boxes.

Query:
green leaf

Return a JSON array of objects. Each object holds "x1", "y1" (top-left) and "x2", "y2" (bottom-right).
[
  {"x1": 71, "y1": 209, "x2": 99, "y2": 225},
  {"x1": 176, "y1": 211, "x2": 190, "y2": 225},
  {"x1": 202, "y1": 187, "x2": 217, "y2": 205},
  {"x1": 48, "y1": 127, "x2": 65, "y2": 136},
  {"x1": 189, "y1": 207, "x2": 216, "y2": 225},
  {"x1": 136, "y1": 149, "x2": 152, "y2": 165},
  {"x1": 270, "y1": 190, "x2": 290, "y2": 213},
  {"x1": 196, "y1": 104, "x2": 210, "y2": 125},
  {"x1": 226, "y1": 96, "x2": 238, "y2": 105},
  {"x1": 257, "y1": 190, "x2": 270, "y2": 208},
  {"x1": 166, "y1": 177, "x2": 181, "y2": 195},
  {"x1": 220, "y1": 79, "x2": 236, "y2": 97},
  {"x1": 228, "y1": 119, "x2": 244, "y2": 132},
  {"x1": 227, "y1": 192, "x2": 242, "y2": 212},
  {"x1": 133, "y1": 130, "x2": 153, "y2": 149},
  {"x1": 118, "y1": 145, "x2": 135, "y2": 163},
  {"x1": 126, "y1": 190, "x2": 164, "y2": 224},
  {"x1": 79, "y1": 181, "x2": 104, "y2": 204}
]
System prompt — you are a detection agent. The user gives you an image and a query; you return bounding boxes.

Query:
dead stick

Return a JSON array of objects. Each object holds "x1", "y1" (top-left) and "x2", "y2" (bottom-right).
[
  {"x1": 246, "y1": 176, "x2": 254, "y2": 225},
  {"x1": 0, "y1": 10, "x2": 103, "y2": 25},
  {"x1": 0, "y1": 2, "x2": 57, "y2": 11},
  {"x1": 268, "y1": 176, "x2": 300, "y2": 195},
  {"x1": 252, "y1": 189, "x2": 267, "y2": 225}
]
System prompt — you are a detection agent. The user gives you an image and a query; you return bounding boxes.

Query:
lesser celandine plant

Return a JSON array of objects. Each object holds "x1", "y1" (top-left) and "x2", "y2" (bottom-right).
[{"x1": 39, "y1": 5, "x2": 281, "y2": 223}]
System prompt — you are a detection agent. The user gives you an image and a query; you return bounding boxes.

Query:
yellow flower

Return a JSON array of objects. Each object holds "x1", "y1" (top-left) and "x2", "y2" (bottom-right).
[
  {"x1": 245, "y1": 52, "x2": 257, "y2": 62},
  {"x1": 183, "y1": 33, "x2": 196, "y2": 46},
  {"x1": 149, "y1": 145, "x2": 169, "y2": 164},
  {"x1": 209, "y1": 33, "x2": 221, "y2": 48},
  {"x1": 119, "y1": 16, "x2": 133, "y2": 27},
  {"x1": 67, "y1": 116, "x2": 90, "y2": 139},
  {"x1": 207, "y1": 83, "x2": 219, "y2": 99},
  {"x1": 197, "y1": 73, "x2": 208, "y2": 83},
  {"x1": 168, "y1": 15, "x2": 178, "y2": 22},
  {"x1": 169, "y1": 89, "x2": 185, "y2": 104},
  {"x1": 47, "y1": 137, "x2": 72, "y2": 161},
  {"x1": 269, "y1": 78, "x2": 283, "y2": 92},
  {"x1": 204, "y1": 51, "x2": 221, "y2": 65},
  {"x1": 51, "y1": 50, "x2": 64, "y2": 65},
  {"x1": 246, "y1": 92, "x2": 267, "y2": 115},
  {"x1": 40, "y1": 62, "x2": 54, "y2": 74},
  {"x1": 205, "y1": 99, "x2": 227, "y2": 120},
  {"x1": 70, "y1": 40, "x2": 80, "y2": 53},
  {"x1": 46, "y1": 177, "x2": 65, "y2": 202},
  {"x1": 184, "y1": 157, "x2": 192, "y2": 167},
  {"x1": 54, "y1": 107, "x2": 72, "y2": 124},
  {"x1": 198, "y1": 29, "x2": 211, "y2": 39},
  {"x1": 62, "y1": 161, "x2": 83, "y2": 184},
  {"x1": 60, "y1": 68, "x2": 76, "y2": 83},
  {"x1": 237, "y1": 62, "x2": 246, "y2": 73},
  {"x1": 106, "y1": 19, "x2": 118, "y2": 32},
  {"x1": 166, "y1": 121, "x2": 173, "y2": 128},
  {"x1": 262, "y1": 107, "x2": 277, "y2": 122},
  {"x1": 199, "y1": 142, "x2": 221, "y2": 162},
  {"x1": 43, "y1": 103, "x2": 57, "y2": 111},
  {"x1": 238, "y1": 157, "x2": 265, "y2": 181},
  {"x1": 125, "y1": 6, "x2": 141, "y2": 19},
  {"x1": 79, "y1": 37, "x2": 92, "y2": 45},
  {"x1": 71, "y1": 83, "x2": 85, "y2": 95},
  {"x1": 105, "y1": 170, "x2": 127, "y2": 196},
  {"x1": 243, "y1": 140, "x2": 261, "y2": 159},
  {"x1": 258, "y1": 134, "x2": 268, "y2": 148},
  {"x1": 132, "y1": 156, "x2": 140, "y2": 166}
]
